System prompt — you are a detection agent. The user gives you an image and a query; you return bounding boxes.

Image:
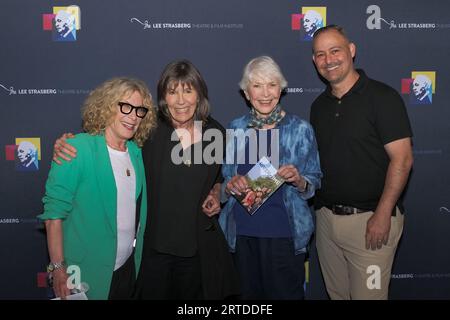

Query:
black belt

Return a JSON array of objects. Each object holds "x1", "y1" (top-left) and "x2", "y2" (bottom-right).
[
  {"x1": 325, "y1": 205, "x2": 367, "y2": 215},
  {"x1": 325, "y1": 205, "x2": 397, "y2": 216}
]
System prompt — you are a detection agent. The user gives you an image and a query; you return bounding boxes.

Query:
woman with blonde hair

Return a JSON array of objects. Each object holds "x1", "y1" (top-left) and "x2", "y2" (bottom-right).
[{"x1": 39, "y1": 77, "x2": 156, "y2": 299}]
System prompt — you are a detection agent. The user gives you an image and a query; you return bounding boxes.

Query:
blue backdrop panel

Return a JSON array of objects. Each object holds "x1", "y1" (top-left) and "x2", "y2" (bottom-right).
[{"x1": 1, "y1": 0, "x2": 449, "y2": 299}]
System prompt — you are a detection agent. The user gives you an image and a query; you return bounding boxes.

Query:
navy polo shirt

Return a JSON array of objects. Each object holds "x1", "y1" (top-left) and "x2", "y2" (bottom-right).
[{"x1": 310, "y1": 69, "x2": 413, "y2": 211}]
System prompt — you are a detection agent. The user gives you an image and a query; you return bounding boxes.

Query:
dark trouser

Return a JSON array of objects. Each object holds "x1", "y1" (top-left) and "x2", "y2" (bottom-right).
[
  {"x1": 233, "y1": 235, "x2": 306, "y2": 300},
  {"x1": 108, "y1": 254, "x2": 136, "y2": 300},
  {"x1": 136, "y1": 248, "x2": 203, "y2": 300}
]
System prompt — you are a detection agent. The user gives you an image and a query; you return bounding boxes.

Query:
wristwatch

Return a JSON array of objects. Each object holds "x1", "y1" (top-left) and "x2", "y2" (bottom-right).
[{"x1": 47, "y1": 261, "x2": 67, "y2": 273}]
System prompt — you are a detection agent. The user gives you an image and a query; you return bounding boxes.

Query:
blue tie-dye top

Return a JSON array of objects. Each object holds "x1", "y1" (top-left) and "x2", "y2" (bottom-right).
[{"x1": 219, "y1": 113, "x2": 322, "y2": 254}]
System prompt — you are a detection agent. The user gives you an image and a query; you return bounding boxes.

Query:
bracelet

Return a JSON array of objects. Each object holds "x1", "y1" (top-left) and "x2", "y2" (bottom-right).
[
  {"x1": 301, "y1": 179, "x2": 309, "y2": 192},
  {"x1": 47, "y1": 260, "x2": 67, "y2": 273}
]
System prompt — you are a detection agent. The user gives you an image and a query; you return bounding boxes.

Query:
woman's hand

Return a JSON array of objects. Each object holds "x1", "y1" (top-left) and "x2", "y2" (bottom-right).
[
  {"x1": 225, "y1": 175, "x2": 248, "y2": 196},
  {"x1": 202, "y1": 183, "x2": 221, "y2": 217},
  {"x1": 52, "y1": 268, "x2": 70, "y2": 299},
  {"x1": 53, "y1": 133, "x2": 76, "y2": 164},
  {"x1": 277, "y1": 165, "x2": 307, "y2": 191},
  {"x1": 202, "y1": 192, "x2": 221, "y2": 217}
]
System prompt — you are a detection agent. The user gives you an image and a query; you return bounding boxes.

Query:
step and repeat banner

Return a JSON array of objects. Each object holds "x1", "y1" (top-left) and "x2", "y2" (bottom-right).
[{"x1": 1, "y1": 0, "x2": 449, "y2": 299}]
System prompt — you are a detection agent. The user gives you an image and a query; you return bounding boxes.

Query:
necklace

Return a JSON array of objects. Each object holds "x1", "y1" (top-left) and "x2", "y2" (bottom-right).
[
  {"x1": 107, "y1": 145, "x2": 132, "y2": 177},
  {"x1": 175, "y1": 127, "x2": 193, "y2": 167},
  {"x1": 175, "y1": 122, "x2": 203, "y2": 167},
  {"x1": 183, "y1": 159, "x2": 192, "y2": 167}
]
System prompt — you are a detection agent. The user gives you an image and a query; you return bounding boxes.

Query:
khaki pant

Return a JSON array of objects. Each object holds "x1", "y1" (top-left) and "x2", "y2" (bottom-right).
[{"x1": 315, "y1": 207, "x2": 404, "y2": 300}]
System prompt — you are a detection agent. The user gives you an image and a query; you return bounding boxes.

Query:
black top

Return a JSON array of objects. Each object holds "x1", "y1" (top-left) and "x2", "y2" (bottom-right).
[
  {"x1": 140, "y1": 115, "x2": 239, "y2": 299},
  {"x1": 143, "y1": 116, "x2": 223, "y2": 257},
  {"x1": 310, "y1": 69, "x2": 413, "y2": 211}
]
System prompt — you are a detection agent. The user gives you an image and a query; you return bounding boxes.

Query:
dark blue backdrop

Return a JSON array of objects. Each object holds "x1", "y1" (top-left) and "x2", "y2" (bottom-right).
[{"x1": 1, "y1": 0, "x2": 449, "y2": 299}]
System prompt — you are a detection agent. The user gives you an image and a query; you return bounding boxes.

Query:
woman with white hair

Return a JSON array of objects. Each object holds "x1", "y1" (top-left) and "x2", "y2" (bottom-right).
[{"x1": 219, "y1": 56, "x2": 322, "y2": 299}]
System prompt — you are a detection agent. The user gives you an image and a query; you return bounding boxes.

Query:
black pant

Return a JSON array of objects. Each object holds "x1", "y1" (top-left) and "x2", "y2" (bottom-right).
[
  {"x1": 108, "y1": 254, "x2": 136, "y2": 300},
  {"x1": 136, "y1": 248, "x2": 203, "y2": 300},
  {"x1": 233, "y1": 236, "x2": 306, "y2": 300}
]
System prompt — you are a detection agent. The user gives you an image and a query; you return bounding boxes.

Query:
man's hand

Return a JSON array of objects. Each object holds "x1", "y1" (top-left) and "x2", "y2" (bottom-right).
[
  {"x1": 365, "y1": 137, "x2": 413, "y2": 250},
  {"x1": 53, "y1": 133, "x2": 76, "y2": 164},
  {"x1": 365, "y1": 210, "x2": 392, "y2": 250}
]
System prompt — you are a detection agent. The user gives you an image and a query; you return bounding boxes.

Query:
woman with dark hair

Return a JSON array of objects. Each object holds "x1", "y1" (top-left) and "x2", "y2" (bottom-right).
[
  {"x1": 52, "y1": 60, "x2": 239, "y2": 300},
  {"x1": 135, "y1": 60, "x2": 239, "y2": 299}
]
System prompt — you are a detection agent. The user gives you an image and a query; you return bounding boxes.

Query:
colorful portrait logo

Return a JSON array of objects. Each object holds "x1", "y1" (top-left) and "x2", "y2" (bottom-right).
[
  {"x1": 5, "y1": 138, "x2": 41, "y2": 171},
  {"x1": 401, "y1": 71, "x2": 436, "y2": 104},
  {"x1": 291, "y1": 7, "x2": 326, "y2": 41},
  {"x1": 42, "y1": 6, "x2": 81, "y2": 42}
]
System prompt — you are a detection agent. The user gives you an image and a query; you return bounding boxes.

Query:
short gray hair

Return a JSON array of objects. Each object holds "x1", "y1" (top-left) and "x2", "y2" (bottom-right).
[{"x1": 239, "y1": 56, "x2": 288, "y2": 91}]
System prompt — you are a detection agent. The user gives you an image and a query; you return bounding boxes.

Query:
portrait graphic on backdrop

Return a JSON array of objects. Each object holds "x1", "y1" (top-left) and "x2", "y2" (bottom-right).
[
  {"x1": 5, "y1": 138, "x2": 41, "y2": 171},
  {"x1": 291, "y1": 7, "x2": 326, "y2": 41},
  {"x1": 401, "y1": 71, "x2": 436, "y2": 105},
  {"x1": 42, "y1": 6, "x2": 81, "y2": 42}
]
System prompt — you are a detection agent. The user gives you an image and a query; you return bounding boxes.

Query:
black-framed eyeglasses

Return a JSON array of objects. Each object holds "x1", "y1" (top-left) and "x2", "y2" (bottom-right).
[{"x1": 118, "y1": 102, "x2": 149, "y2": 118}]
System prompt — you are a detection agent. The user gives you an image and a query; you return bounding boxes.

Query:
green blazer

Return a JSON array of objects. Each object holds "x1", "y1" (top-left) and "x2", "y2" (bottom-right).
[{"x1": 38, "y1": 133, "x2": 147, "y2": 300}]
